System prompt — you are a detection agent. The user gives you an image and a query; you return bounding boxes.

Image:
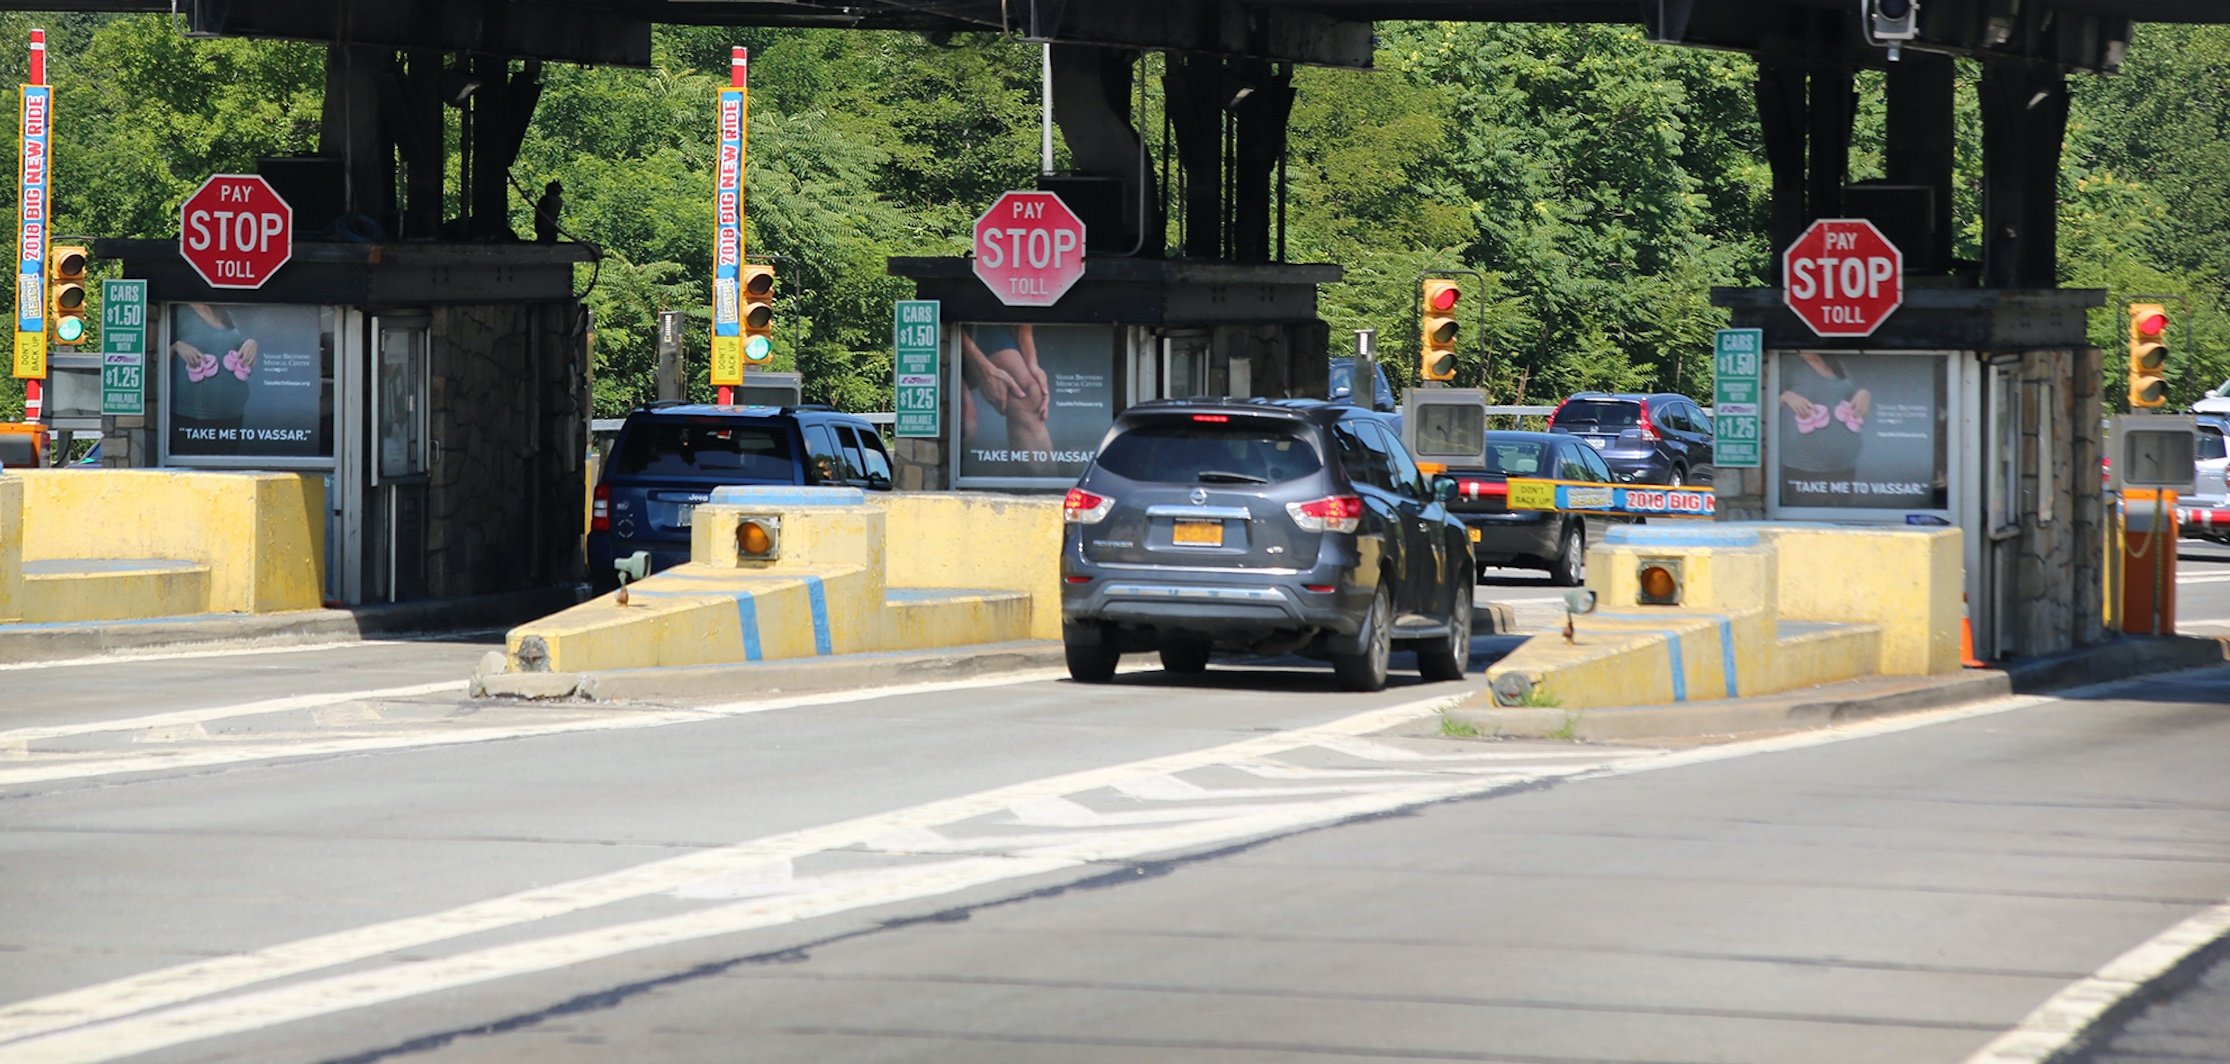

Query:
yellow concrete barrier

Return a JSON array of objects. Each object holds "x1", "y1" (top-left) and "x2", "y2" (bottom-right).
[
  {"x1": 4, "y1": 469, "x2": 325, "y2": 620},
  {"x1": 0, "y1": 476, "x2": 22, "y2": 622},
  {"x1": 1480, "y1": 522, "x2": 1951, "y2": 712},
  {"x1": 505, "y1": 488, "x2": 1063, "y2": 676}
]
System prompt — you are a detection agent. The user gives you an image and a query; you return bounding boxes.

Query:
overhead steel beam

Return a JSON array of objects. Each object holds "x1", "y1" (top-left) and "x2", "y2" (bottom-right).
[
  {"x1": 1037, "y1": 2, "x2": 1375, "y2": 68},
  {"x1": 182, "y1": 0, "x2": 652, "y2": 66}
]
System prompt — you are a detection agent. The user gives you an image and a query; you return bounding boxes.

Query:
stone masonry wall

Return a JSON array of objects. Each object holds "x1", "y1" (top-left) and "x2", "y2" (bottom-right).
[{"x1": 425, "y1": 302, "x2": 590, "y2": 598}]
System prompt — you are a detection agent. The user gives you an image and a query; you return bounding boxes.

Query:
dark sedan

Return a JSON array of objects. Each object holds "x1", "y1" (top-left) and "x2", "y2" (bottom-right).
[{"x1": 1444, "y1": 430, "x2": 1636, "y2": 586}]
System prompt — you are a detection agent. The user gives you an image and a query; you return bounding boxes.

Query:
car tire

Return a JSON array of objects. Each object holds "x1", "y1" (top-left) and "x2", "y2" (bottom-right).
[
  {"x1": 1668, "y1": 467, "x2": 1686, "y2": 488},
  {"x1": 1159, "y1": 642, "x2": 1212, "y2": 674},
  {"x1": 1064, "y1": 632, "x2": 1121, "y2": 684},
  {"x1": 1333, "y1": 586, "x2": 1393, "y2": 693},
  {"x1": 1549, "y1": 522, "x2": 1585, "y2": 587},
  {"x1": 1417, "y1": 569, "x2": 1473, "y2": 682}
]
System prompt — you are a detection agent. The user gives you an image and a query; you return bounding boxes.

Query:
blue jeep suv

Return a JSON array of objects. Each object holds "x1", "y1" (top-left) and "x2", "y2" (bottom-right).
[{"x1": 588, "y1": 403, "x2": 894, "y2": 587}]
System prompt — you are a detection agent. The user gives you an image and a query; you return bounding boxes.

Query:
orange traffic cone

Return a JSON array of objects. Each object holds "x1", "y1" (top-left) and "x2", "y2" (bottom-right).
[{"x1": 1960, "y1": 594, "x2": 1986, "y2": 669}]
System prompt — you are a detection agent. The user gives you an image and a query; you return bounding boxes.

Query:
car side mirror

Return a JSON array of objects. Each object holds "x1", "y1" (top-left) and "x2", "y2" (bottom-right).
[{"x1": 1431, "y1": 474, "x2": 1458, "y2": 503}]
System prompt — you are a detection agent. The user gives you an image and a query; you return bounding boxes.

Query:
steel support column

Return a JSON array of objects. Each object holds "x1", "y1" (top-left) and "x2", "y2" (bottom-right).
[{"x1": 1980, "y1": 62, "x2": 2069, "y2": 288}]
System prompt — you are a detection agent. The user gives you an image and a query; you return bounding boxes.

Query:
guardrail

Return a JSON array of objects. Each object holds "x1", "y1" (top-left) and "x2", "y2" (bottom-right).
[{"x1": 589, "y1": 411, "x2": 897, "y2": 436}]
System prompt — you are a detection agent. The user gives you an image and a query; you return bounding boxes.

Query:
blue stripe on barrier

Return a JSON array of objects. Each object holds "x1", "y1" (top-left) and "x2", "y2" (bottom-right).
[
  {"x1": 803, "y1": 575, "x2": 832, "y2": 656},
  {"x1": 735, "y1": 592, "x2": 763, "y2": 662},
  {"x1": 1664, "y1": 630, "x2": 1687, "y2": 702},
  {"x1": 1717, "y1": 615, "x2": 1739, "y2": 697}
]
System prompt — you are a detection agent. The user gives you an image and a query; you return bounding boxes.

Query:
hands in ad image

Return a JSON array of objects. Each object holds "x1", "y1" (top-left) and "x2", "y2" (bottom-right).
[{"x1": 960, "y1": 324, "x2": 1052, "y2": 456}]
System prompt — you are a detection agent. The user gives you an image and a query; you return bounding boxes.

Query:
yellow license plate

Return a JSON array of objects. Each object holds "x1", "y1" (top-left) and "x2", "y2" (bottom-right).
[
  {"x1": 1172, "y1": 519, "x2": 1224, "y2": 547},
  {"x1": 1468, "y1": 527, "x2": 1481, "y2": 542}
]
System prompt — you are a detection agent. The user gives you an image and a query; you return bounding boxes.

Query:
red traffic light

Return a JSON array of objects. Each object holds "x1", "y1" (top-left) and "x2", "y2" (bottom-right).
[
  {"x1": 1427, "y1": 282, "x2": 1460, "y2": 313},
  {"x1": 2137, "y1": 311, "x2": 2168, "y2": 337}
]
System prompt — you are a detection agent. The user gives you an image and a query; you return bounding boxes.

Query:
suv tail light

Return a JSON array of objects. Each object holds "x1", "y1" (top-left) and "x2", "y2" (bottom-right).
[
  {"x1": 1545, "y1": 400, "x2": 1565, "y2": 430},
  {"x1": 1063, "y1": 488, "x2": 1114, "y2": 524},
  {"x1": 592, "y1": 483, "x2": 610, "y2": 532},
  {"x1": 1286, "y1": 495, "x2": 1363, "y2": 534},
  {"x1": 1637, "y1": 399, "x2": 1661, "y2": 442}
]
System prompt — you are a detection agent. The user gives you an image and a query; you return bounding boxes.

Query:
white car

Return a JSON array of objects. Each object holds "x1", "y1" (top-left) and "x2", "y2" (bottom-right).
[{"x1": 2194, "y1": 379, "x2": 2230, "y2": 417}]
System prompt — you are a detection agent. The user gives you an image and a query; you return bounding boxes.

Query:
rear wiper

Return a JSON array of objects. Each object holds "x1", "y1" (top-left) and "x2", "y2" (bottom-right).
[{"x1": 1196, "y1": 469, "x2": 1269, "y2": 484}]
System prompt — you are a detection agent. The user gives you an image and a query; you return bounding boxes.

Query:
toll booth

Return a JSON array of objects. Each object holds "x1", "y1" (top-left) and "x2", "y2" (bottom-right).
[
  {"x1": 85, "y1": 238, "x2": 596, "y2": 606},
  {"x1": 1711, "y1": 285, "x2": 2109, "y2": 661},
  {"x1": 883, "y1": 257, "x2": 1335, "y2": 492}
]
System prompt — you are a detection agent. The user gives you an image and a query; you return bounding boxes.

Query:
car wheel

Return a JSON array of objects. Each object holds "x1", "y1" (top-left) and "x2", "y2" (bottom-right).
[
  {"x1": 1549, "y1": 522, "x2": 1585, "y2": 587},
  {"x1": 1159, "y1": 642, "x2": 1211, "y2": 674},
  {"x1": 1333, "y1": 585, "x2": 1392, "y2": 692},
  {"x1": 1064, "y1": 630, "x2": 1121, "y2": 683},
  {"x1": 1417, "y1": 569, "x2": 1473, "y2": 682},
  {"x1": 1668, "y1": 467, "x2": 1686, "y2": 488}
]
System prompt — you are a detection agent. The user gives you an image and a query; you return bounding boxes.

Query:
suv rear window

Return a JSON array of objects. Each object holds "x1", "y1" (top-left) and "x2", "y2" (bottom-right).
[
  {"x1": 2201, "y1": 426, "x2": 2227, "y2": 462},
  {"x1": 612, "y1": 422, "x2": 796, "y2": 479},
  {"x1": 1481, "y1": 439, "x2": 1551, "y2": 475},
  {"x1": 1095, "y1": 422, "x2": 1323, "y2": 484},
  {"x1": 1554, "y1": 400, "x2": 1640, "y2": 429}
]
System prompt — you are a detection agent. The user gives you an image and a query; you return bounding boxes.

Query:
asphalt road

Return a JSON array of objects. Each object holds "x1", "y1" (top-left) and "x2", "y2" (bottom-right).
[{"x1": 4, "y1": 623, "x2": 2230, "y2": 1062}]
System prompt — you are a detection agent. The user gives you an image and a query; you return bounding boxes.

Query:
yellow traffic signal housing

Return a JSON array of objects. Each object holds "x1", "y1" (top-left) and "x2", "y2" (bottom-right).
[
  {"x1": 50, "y1": 244, "x2": 88, "y2": 346},
  {"x1": 741, "y1": 264, "x2": 775, "y2": 364},
  {"x1": 1420, "y1": 279, "x2": 1461, "y2": 382},
  {"x1": 2127, "y1": 302, "x2": 2169, "y2": 410}
]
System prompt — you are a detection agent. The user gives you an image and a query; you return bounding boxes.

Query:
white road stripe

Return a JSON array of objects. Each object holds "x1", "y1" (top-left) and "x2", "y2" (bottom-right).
[
  {"x1": 1962, "y1": 900, "x2": 2230, "y2": 1064},
  {"x1": 0, "y1": 691, "x2": 1468, "y2": 1049},
  {"x1": 0, "y1": 856, "x2": 1080, "y2": 1064},
  {"x1": 0, "y1": 682, "x2": 462, "y2": 744},
  {"x1": 0, "y1": 674, "x2": 2193, "y2": 1063},
  {"x1": 0, "y1": 671, "x2": 1082, "y2": 788},
  {"x1": 0, "y1": 639, "x2": 435, "y2": 673}
]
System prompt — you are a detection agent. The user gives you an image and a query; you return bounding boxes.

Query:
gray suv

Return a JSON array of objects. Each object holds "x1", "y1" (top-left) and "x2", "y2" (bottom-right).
[{"x1": 1059, "y1": 399, "x2": 1475, "y2": 692}]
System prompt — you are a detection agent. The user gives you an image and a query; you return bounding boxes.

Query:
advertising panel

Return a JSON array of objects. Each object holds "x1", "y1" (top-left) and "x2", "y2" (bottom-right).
[
  {"x1": 1772, "y1": 350, "x2": 1947, "y2": 510},
  {"x1": 955, "y1": 323, "x2": 1114, "y2": 484},
  {"x1": 14, "y1": 82, "x2": 47, "y2": 379},
  {"x1": 165, "y1": 303, "x2": 333, "y2": 462}
]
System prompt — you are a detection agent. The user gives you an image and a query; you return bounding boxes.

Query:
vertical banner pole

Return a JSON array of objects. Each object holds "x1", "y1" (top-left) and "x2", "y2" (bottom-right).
[
  {"x1": 709, "y1": 47, "x2": 747, "y2": 405},
  {"x1": 15, "y1": 27, "x2": 48, "y2": 425}
]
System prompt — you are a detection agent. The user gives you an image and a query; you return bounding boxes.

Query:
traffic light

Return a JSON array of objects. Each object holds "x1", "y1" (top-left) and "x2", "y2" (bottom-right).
[
  {"x1": 1419, "y1": 279, "x2": 1460, "y2": 383},
  {"x1": 1868, "y1": 0, "x2": 1919, "y2": 40},
  {"x1": 741, "y1": 264, "x2": 775, "y2": 365},
  {"x1": 2127, "y1": 302, "x2": 2169, "y2": 410},
  {"x1": 49, "y1": 244, "x2": 87, "y2": 346}
]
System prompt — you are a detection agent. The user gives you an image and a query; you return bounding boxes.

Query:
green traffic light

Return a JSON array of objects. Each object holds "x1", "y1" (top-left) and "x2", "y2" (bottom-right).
[
  {"x1": 54, "y1": 316, "x2": 84, "y2": 343},
  {"x1": 744, "y1": 335, "x2": 771, "y2": 363}
]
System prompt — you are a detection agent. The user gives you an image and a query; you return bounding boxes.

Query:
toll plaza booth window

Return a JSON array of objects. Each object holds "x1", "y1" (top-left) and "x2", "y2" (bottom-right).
[
  {"x1": 162, "y1": 303, "x2": 337, "y2": 466},
  {"x1": 954, "y1": 323, "x2": 1117, "y2": 489},
  {"x1": 612, "y1": 423, "x2": 797, "y2": 480}
]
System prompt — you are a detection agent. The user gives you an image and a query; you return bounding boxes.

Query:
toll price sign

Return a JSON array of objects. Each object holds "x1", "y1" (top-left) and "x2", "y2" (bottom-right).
[
  {"x1": 1712, "y1": 328, "x2": 1763, "y2": 468},
  {"x1": 100, "y1": 279, "x2": 147, "y2": 415},
  {"x1": 893, "y1": 299, "x2": 940, "y2": 438}
]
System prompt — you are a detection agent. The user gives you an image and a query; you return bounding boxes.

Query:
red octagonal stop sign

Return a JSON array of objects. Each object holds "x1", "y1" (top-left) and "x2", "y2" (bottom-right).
[
  {"x1": 1783, "y1": 218, "x2": 1903, "y2": 338},
  {"x1": 973, "y1": 191, "x2": 1086, "y2": 308},
  {"x1": 179, "y1": 174, "x2": 293, "y2": 290}
]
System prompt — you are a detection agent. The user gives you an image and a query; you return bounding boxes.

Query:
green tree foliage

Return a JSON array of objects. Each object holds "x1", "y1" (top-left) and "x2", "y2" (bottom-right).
[{"x1": 3, "y1": 15, "x2": 2230, "y2": 425}]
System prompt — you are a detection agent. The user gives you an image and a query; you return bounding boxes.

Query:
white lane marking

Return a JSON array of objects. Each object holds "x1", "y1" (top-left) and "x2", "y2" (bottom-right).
[
  {"x1": 2176, "y1": 572, "x2": 2230, "y2": 584},
  {"x1": 0, "y1": 671, "x2": 1081, "y2": 788},
  {"x1": 0, "y1": 682, "x2": 462, "y2": 744},
  {"x1": 1, "y1": 856, "x2": 1079, "y2": 1064},
  {"x1": 0, "y1": 639, "x2": 435, "y2": 673},
  {"x1": 0, "y1": 690, "x2": 1470, "y2": 1048},
  {"x1": 9, "y1": 672, "x2": 2194, "y2": 1063},
  {"x1": 1962, "y1": 899, "x2": 2230, "y2": 1064}
]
